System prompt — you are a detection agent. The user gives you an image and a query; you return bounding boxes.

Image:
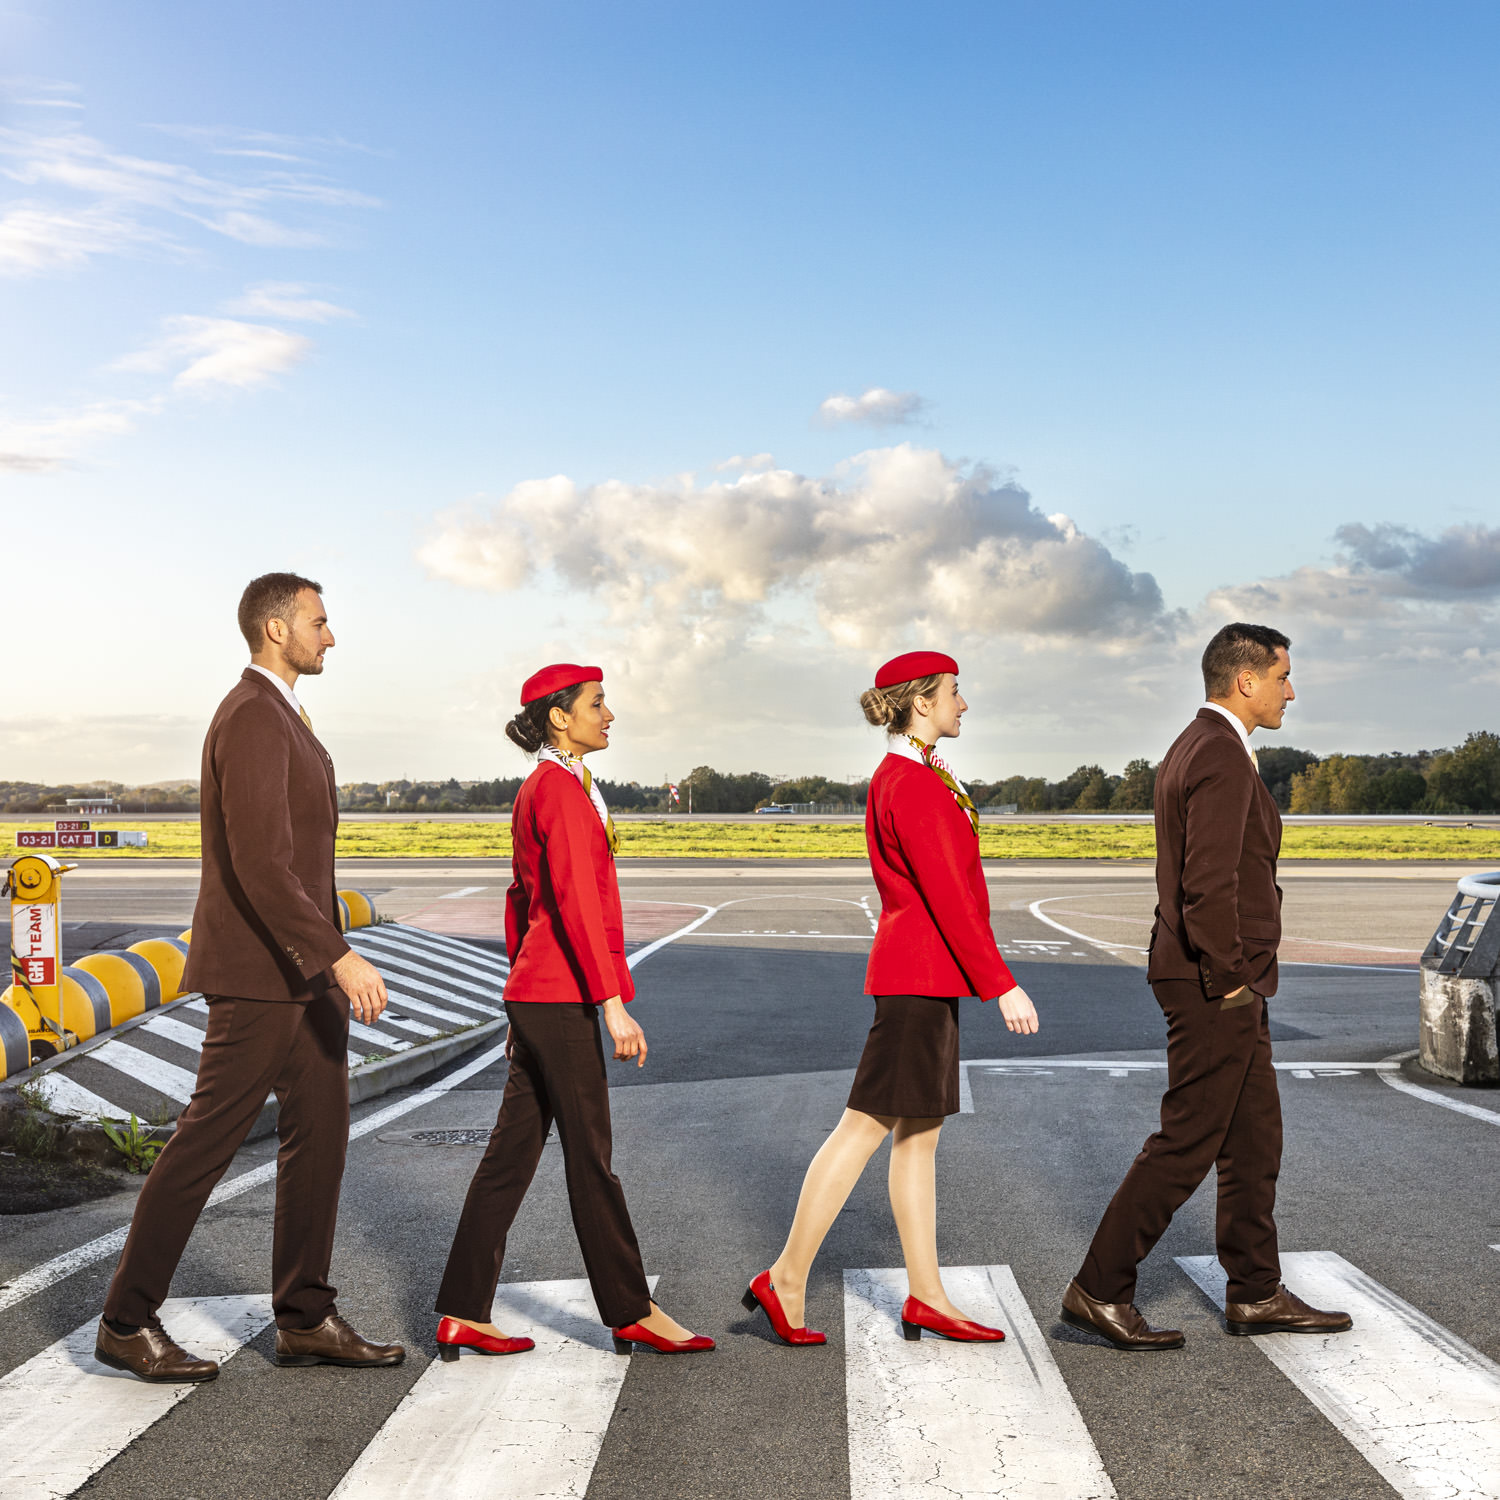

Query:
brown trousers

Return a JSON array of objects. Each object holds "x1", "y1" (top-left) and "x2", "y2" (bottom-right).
[
  {"x1": 436, "y1": 1000, "x2": 651, "y2": 1329},
  {"x1": 103, "y1": 991, "x2": 350, "y2": 1331},
  {"x1": 1077, "y1": 979, "x2": 1283, "y2": 1305}
]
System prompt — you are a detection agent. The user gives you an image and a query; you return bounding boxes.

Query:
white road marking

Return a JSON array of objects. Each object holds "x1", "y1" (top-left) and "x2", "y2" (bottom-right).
[
  {"x1": 439, "y1": 887, "x2": 485, "y2": 899},
  {"x1": 689, "y1": 932, "x2": 873, "y2": 940},
  {"x1": 142, "y1": 1014, "x2": 208, "y2": 1053},
  {"x1": 844, "y1": 1266, "x2": 1115, "y2": 1500},
  {"x1": 348, "y1": 1019, "x2": 415, "y2": 1052},
  {"x1": 88, "y1": 1040, "x2": 201, "y2": 1104},
  {"x1": 380, "y1": 1014, "x2": 443, "y2": 1038},
  {"x1": 381, "y1": 989, "x2": 483, "y2": 1026},
  {"x1": 355, "y1": 944, "x2": 505, "y2": 997},
  {"x1": 0, "y1": 1295, "x2": 272, "y2": 1500},
  {"x1": 372, "y1": 964, "x2": 503, "y2": 1014},
  {"x1": 625, "y1": 905, "x2": 718, "y2": 968},
  {"x1": 355, "y1": 926, "x2": 510, "y2": 976},
  {"x1": 1178, "y1": 1251, "x2": 1500, "y2": 1500},
  {"x1": 30, "y1": 1071, "x2": 121, "y2": 1120},
  {"x1": 1380, "y1": 1071, "x2": 1500, "y2": 1127},
  {"x1": 330, "y1": 1276, "x2": 658, "y2": 1500},
  {"x1": 1028, "y1": 897, "x2": 1147, "y2": 952},
  {"x1": 0, "y1": 1036, "x2": 510, "y2": 1316}
]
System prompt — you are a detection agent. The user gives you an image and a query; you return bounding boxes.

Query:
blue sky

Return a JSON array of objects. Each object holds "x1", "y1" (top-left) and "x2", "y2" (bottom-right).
[{"x1": 3, "y1": 1, "x2": 1497, "y2": 786}]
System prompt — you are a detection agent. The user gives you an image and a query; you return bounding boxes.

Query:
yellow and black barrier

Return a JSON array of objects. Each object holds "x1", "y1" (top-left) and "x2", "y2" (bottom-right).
[{"x1": 338, "y1": 889, "x2": 377, "y2": 933}]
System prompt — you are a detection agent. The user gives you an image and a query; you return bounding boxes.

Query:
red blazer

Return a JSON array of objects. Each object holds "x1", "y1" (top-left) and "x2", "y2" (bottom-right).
[
  {"x1": 504, "y1": 761, "x2": 634, "y2": 1005},
  {"x1": 183, "y1": 669, "x2": 350, "y2": 1002},
  {"x1": 1148, "y1": 709, "x2": 1283, "y2": 998},
  {"x1": 864, "y1": 754, "x2": 1017, "y2": 1000}
]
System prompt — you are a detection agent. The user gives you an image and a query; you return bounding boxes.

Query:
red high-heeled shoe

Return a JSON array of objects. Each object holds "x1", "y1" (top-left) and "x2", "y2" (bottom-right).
[
  {"x1": 435, "y1": 1316, "x2": 535, "y2": 1361},
  {"x1": 899, "y1": 1296, "x2": 1005, "y2": 1343},
  {"x1": 741, "y1": 1271, "x2": 827, "y2": 1346},
  {"x1": 611, "y1": 1321, "x2": 715, "y2": 1355}
]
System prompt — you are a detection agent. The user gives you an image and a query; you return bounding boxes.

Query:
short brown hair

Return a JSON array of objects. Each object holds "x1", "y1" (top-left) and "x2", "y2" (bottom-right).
[
  {"x1": 1202, "y1": 622, "x2": 1291, "y2": 697},
  {"x1": 238, "y1": 572, "x2": 323, "y2": 652},
  {"x1": 859, "y1": 675, "x2": 944, "y2": 735}
]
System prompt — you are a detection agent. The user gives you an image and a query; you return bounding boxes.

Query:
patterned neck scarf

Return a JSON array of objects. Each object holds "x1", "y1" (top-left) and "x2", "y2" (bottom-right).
[
  {"x1": 889, "y1": 734, "x2": 979, "y2": 835},
  {"x1": 538, "y1": 744, "x2": 619, "y2": 855}
]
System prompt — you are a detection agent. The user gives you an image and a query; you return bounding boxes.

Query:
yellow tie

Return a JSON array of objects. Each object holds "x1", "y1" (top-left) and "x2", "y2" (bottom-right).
[
  {"x1": 298, "y1": 706, "x2": 314, "y2": 733},
  {"x1": 580, "y1": 763, "x2": 620, "y2": 855},
  {"x1": 910, "y1": 737, "x2": 979, "y2": 835},
  {"x1": 1250, "y1": 746, "x2": 1259, "y2": 772}
]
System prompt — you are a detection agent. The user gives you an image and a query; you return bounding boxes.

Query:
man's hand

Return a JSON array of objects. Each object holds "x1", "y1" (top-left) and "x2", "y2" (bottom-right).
[
  {"x1": 995, "y1": 984, "x2": 1040, "y2": 1035},
  {"x1": 601, "y1": 996, "x2": 647, "y2": 1067},
  {"x1": 332, "y1": 948, "x2": 388, "y2": 1024}
]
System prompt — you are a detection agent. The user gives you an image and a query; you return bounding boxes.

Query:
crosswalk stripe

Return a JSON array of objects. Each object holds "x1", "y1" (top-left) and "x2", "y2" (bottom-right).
[
  {"x1": 329, "y1": 1276, "x2": 656, "y2": 1499},
  {"x1": 0, "y1": 1295, "x2": 272, "y2": 1499},
  {"x1": 1177, "y1": 1251, "x2": 1500, "y2": 1500},
  {"x1": 367, "y1": 958, "x2": 503, "y2": 1013},
  {"x1": 381, "y1": 1013, "x2": 442, "y2": 1038},
  {"x1": 348, "y1": 1019, "x2": 414, "y2": 1052},
  {"x1": 844, "y1": 1266, "x2": 1116, "y2": 1500},
  {"x1": 382, "y1": 988, "x2": 490, "y2": 1027},
  {"x1": 142, "y1": 1013, "x2": 208, "y2": 1052},
  {"x1": 30, "y1": 1070, "x2": 120, "y2": 1120},
  {"x1": 88, "y1": 1039, "x2": 201, "y2": 1103},
  {"x1": 353, "y1": 927, "x2": 509, "y2": 978}
]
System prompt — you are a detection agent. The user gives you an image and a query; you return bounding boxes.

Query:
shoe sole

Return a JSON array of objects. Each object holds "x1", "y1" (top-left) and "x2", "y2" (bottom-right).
[
  {"x1": 1226, "y1": 1320, "x2": 1353, "y2": 1337},
  {"x1": 274, "y1": 1353, "x2": 406, "y2": 1367},
  {"x1": 1059, "y1": 1307, "x2": 1185, "y2": 1351},
  {"x1": 94, "y1": 1345, "x2": 218, "y2": 1383},
  {"x1": 901, "y1": 1321, "x2": 1005, "y2": 1343}
]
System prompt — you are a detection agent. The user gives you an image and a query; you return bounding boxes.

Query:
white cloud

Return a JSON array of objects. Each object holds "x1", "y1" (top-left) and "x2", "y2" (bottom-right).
[
  {"x1": 0, "y1": 120, "x2": 379, "y2": 275},
  {"x1": 818, "y1": 387, "x2": 927, "y2": 427},
  {"x1": 417, "y1": 445, "x2": 1172, "y2": 735},
  {"x1": 714, "y1": 452, "x2": 775, "y2": 472},
  {"x1": 228, "y1": 281, "x2": 354, "y2": 322},
  {"x1": 0, "y1": 397, "x2": 161, "y2": 472},
  {"x1": 116, "y1": 315, "x2": 311, "y2": 391}
]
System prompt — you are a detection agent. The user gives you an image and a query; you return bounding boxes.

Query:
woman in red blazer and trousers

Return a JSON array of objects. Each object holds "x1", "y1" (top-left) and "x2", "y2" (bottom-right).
[
  {"x1": 433, "y1": 664, "x2": 712, "y2": 1359},
  {"x1": 744, "y1": 652, "x2": 1040, "y2": 1345}
]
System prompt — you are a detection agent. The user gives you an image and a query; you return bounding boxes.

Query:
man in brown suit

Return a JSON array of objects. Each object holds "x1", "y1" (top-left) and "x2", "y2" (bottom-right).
[
  {"x1": 1061, "y1": 623, "x2": 1352, "y2": 1350},
  {"x1": 97, "y1": 573, "x2": 405, "y2": 1382}
]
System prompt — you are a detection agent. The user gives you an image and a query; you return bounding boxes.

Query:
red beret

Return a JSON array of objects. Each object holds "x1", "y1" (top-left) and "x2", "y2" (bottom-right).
[
  {"x1": 874, "y1": 651, "x2": 958, "y2": 690},
  {"x1": 520, "y1": 663, "x2": 603, "y2": 704}
]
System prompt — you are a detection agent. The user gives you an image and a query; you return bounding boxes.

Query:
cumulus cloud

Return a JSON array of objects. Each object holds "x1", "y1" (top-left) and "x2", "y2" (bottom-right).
[
  {"x1": 0, "y1": 119, "x2": 379, "y2": 275},
  {"x1": 115, "y1": 315, "x2": 311, "y2": 391},
  {"x1": 1334, "y1": 521, "x2": 1500, "y2": 597},
  {"x1": 418, "y1": 445, "x2": 1172, "y2": 726},
  {"x1": 818, "y1": 387, "x2": 927, "y2": 427},
  {"x1": 0, "y1": 397, "x2": 161, "y2": 472}
]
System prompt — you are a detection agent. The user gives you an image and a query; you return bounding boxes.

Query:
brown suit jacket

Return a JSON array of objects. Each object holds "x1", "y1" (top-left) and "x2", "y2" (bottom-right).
[
  {"x1": 182, "y1": 669, "x2": 350, "y2": 1002},
  {"x1": 1148, "y1": 708, "x2": 1283, "y2": 999}
]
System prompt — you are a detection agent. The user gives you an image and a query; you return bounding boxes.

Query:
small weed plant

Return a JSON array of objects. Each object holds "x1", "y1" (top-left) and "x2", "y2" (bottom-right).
[{"x1": 101, "y1": 1114, "x2": 162, "y2": 1174}]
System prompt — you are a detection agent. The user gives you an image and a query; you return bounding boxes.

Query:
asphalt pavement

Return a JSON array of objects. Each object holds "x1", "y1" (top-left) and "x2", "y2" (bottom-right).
[{"x1": 1, "y1": 862, "x2": 1494, "y2": 1500}]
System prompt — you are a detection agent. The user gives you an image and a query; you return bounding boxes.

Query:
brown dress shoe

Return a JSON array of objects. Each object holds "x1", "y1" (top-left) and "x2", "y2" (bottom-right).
[
  {"x1": 95, "y1": 1319, "x2": 218, "y2": 1383},
  {"x1": 1225, "y1": 1284, "x2": 1352, "y2": 1336},
  {"x1": 275, "y1": 1312, "x2": 406, "y2": 1368},
  {"x1": 1060, "y1": 1280, "x2": 1185, "y2": 1351}
]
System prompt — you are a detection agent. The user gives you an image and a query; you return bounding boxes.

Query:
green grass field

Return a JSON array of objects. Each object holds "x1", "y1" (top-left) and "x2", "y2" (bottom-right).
[{"x1": 4, "y1": 819, "x2": 1498, "y2": 861}]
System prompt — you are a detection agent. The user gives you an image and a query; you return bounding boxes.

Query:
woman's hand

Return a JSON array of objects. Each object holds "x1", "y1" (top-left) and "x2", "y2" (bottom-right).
[
  {"x1": 601, "y1": 996, "x2": 647, "y2": 1067},
  {"x1": 995, "y1": 984, "x2": 1039, "y2": 1035}
]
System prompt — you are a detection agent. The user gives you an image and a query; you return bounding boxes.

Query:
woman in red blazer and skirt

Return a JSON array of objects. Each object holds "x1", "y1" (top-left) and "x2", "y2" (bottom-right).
[
  {"x1": 743, "y1": 651, "x2": 1039, "y2": 1345},
  {"x1": 433, "y1": 664, "x2": 712, "y2": 1359}
]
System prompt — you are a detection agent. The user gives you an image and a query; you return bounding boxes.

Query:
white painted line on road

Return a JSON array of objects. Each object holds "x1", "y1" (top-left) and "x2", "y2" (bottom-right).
[
  {"x1": 381, "y1": 989, "x2": 484, "y2": 1027},
  {"x1": 353, "y1": 943, "x2": 506, "y2": 995},
  {"x1": 844, "y1": 1266, "x2": 1115, "y2": 1500},
  {"x1": 439, "y1": 887, "x2": 485, "y2": 899},
  {"x1": 143, "y1": 1014, "x2": 208, "y2": 1053},
  {"x1": 329, "y1": 1275, "x2": 658, "y2": 1500},
  {"x1": 688, "y1": 931, "x2": 873, "y2": 940},
  {"x1": 89, "y1": 1039, "x2": 201, "y2": 1104},
  {"x1": 1027, "y1": 897, "x2": 1147, "y2": 952},
  {"x1": 1178, "y1": 1251, "x2": 1500, "y2": 1500},
  {"x1": 348, "y1": 1019, "x2": 414, "y2": 1052},
  {"x1": 368, "y1": 962, "x2": 503, "y2": 1014},
  {"x1": 30, "y1": 1070, "x2": 121, "y2": 1120},
  {"x1": 381, "y1": 1014, "x2": 443, "y2": 1038},
  {"x1": 0, "y1": 1295, "x2": 272, "y2": 1500},
  {"x1": 0, "y1": 1034, "x2": 510, "y2": 1316},
  {"x1": 1380, "y1": 1072, "x2": 1500, "y2": 1128},
  {"x1": 355, "y1": 926, "x2": 510, "y2": 976},
  {"x1": 858, "y1": 895, "x2": 878, "y2": 933},
  {"x1": 625, "y1": 904, "x2": 718, "y2": 968}
]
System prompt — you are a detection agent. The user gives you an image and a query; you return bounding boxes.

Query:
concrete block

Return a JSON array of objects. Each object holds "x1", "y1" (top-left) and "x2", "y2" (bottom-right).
[{"x1": 1418, "y1": 959, "x2": 1500, "y2": 1085}]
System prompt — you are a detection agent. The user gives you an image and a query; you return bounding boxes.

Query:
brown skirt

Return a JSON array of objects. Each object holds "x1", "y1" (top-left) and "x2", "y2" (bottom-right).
[{"x1": 846, "y1": 995, "x2": 962, "y2": 1118}]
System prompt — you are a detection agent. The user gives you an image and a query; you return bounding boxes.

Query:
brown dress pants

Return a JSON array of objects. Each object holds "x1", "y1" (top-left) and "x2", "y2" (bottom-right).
[
  {"x1": 436, "y1": 1000, "x2": 651, "y2": 1329},
  {"x1": 103, "y1": 991, "x2": 351, "y2": 1331},
  {"x1": 1077, "y1": 979, "x2": 1283, "y2": 1305}
]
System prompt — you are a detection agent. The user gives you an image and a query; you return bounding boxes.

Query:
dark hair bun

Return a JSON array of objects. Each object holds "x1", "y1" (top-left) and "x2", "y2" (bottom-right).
[{"x1": 505, "y1": 711, "x2": 545, "y2": 753}]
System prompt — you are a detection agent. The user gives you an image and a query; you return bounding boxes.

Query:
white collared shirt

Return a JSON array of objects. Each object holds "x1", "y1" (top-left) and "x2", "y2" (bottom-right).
[
  {"x1": 1201, "y1": 701, "x2": 1256, "y2": 766},
  {"x1": 248, "y1": 663, "x2": 304, "y2": 718}
]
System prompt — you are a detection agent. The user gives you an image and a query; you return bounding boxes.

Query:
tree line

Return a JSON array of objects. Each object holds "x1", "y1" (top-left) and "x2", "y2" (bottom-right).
[{"x1": 6, "y1": 732, "x2": 1497, "y2": 816}]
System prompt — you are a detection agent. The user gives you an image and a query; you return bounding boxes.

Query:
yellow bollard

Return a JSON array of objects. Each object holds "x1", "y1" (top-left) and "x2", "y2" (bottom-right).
[
  {"x1": 127, "y1": 938, "x2": 188, "y2": 1004},
  {"x1": 0, "y1": 995, "x2": 29, "y2": 1080},
  {"x1": 338, "y1": 890, "x2": 376, "y2": 929},
  {"x1": 58, "y1": 969, "x2": 112, "y2": 1040},
  {"x1": 73, "y1": 952, "x2": 149, "y2": 1025}
]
